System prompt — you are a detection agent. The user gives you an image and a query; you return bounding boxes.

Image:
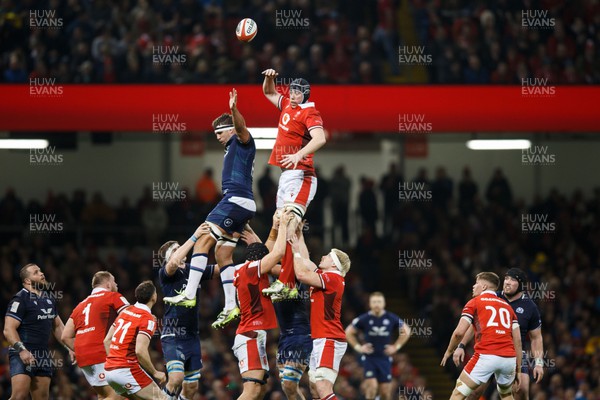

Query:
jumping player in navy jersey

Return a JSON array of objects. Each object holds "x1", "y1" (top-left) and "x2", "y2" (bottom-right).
[
  {"x1": 345, "y1": 292, "x2": 411, "y2": 400},
  {"x1": 4, "y1": 263, "x2": 74, "y2": 400},
  {"x1": 165, "y1": 88, "x2": 256, "y2": 330},
  {"x1": 157, "y1": 223, "x2": 219, "y2": 400},
  {"x1": 241, "y1": 217, "x2": 313, "y2": 400},
  {"x1": 454, "y1": 268, "x2": 544, "y2": 400}
]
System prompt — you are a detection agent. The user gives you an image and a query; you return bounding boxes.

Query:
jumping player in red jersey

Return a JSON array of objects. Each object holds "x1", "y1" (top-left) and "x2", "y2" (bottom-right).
[
  {"x1": 261, "y1": 68, "x2": 327, "y2": 301},
  {"x1": 288, "y1": 228, "x2": 351, "y2": 400},
  {"x1": 62, "y1": 271, "x2": 129, "y2": 400},
  {"x1": 441, "y1": 272, "x2": 522, "y2": 400},
  {"x1": 104, "y1": 281, "x2": 167, "y2": 400},
  {"x1": 232, "y1": 210, "x2": 292, "y2": 400}
]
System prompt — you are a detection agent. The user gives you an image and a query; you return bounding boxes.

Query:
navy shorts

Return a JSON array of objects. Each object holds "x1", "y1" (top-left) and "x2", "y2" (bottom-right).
[
  {"x1": 9, "y1": 349, "x2": 53, "y2": 378},
  {"x1": 277, "y1": 334, "x2": 312, "y2": 368},
  {"x1": 161, "y1": 335, "x2": 203, "y2": 373},
  {"x1": 206, "y1": 196, "x2": 255, "y2": 235},
  {"x1": 361, "y1": 355, "x2": 392, "y2": 383}
]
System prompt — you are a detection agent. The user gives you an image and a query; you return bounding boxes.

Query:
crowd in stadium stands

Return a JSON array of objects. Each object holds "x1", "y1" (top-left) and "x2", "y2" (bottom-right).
[
  {"x1": 1, "y1": 0, "x2": 599, "y2": 85},
  {"x1": 415, "y1": 0, "x2": 600, "y2": 84},
  {"x1": 2, "y1": 163, "x2": 600, "y2": 398}
]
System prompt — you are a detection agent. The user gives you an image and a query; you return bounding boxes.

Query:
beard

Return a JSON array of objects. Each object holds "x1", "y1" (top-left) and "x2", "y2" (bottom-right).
[{"x1": 30, "y1": 280, "x2": 50, "y2": 291}]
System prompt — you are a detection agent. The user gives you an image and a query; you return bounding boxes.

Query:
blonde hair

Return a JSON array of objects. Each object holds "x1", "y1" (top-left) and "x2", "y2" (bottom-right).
[{"x1": 331, "y1": 248, "x2": 351, "y2": 276}]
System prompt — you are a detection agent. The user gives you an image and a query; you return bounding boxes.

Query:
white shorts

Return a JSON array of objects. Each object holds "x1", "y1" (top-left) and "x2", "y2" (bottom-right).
[
  {"x1": 232, "y1": 330, "x2": 269, "y2": 374},
  {"x1": 105, "y1": 366, "x2": 153, "y2": 396},
  {"x1": 81, "y1": 362, "x2": 108, "y2": 387},
  {"x1": 276, "y1": 169, "x2": 317, "y2": 210},
  {"x1": 309, "y1": 338, "x2": 347, "y2": 383},
  {"x1": 464, "y1": 353, "x2": 517, "y2": 386}
]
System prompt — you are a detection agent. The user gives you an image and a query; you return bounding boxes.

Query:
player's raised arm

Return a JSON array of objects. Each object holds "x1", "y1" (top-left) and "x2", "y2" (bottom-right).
[
  {"x1": 229, "y1": 88, "x2": 251, "y2": 144},
  {"x1": 288, "y1": 234, "x2": 322, "y2": 288},
  {"x1": 262, "y1": 68, "x2": 282, "y2": 108},
  {"x1": 259, "y1": 211, "x2": 293, "y2": 274},
  {"x1": 164, "y1": 223, "x2": 210, "y2": 275}
]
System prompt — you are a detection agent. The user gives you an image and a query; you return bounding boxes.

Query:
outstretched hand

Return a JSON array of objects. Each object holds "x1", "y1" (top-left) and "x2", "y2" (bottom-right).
[
  {"x1": 261, "y1": 69, "x2": 279, "y2": 79},
  {"x1": 229, "y1": 88, "x2": 238, "y2": 109}
]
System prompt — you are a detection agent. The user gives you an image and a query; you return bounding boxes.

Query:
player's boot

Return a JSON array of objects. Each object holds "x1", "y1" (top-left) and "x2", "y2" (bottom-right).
[
  {"x1": 262, "y1": 279, "x2": 286, "y2": 296},
  {"x1": 281, "y1": 286, "x2": 299, "y2": 300},
  {"x1": 211, "y1": 306, "x2": 241, "y2": 329},
  {"x1": 163, "y1": 289, "x2": 196, "y2": 308}
]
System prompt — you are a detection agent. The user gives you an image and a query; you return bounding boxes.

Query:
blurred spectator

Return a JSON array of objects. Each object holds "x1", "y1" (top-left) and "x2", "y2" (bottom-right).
[
  {"x1": 304, "y1": 166, "x2": 329, "y2": 241},
  {"x1": 458, "y1": 167, "x2": 478, "y2": 215},
  {"x1": 486, "y1": 168, "x2": 513, "y2": 209},
  {"x1": 141, "y1": 202, "x2": 168, "y2": 246},
  {"x1": 380, "y1": 163, "x2": 403, "y2": 235},
  {"x1": 358, "y1": 176, "x2": 378, "y2": 233},
  {"x1": 195, "y1": 168, "x2": 219, "y2": 206},
  {"x1": 258, "y1": 166, "x2": 277, "y2": 220},
  {"x1": 329, "y1": 165, "x2": 351, "y2": 246},
  {"x1": 431, "y1": 166, "x2": 453, "y2": 210}
]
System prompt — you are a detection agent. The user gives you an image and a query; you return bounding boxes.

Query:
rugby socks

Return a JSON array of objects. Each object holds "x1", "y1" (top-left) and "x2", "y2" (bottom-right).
[
  {"x1": 278, "y1": 242, "x2": 297, "y2": 288},
  {"x1": 322, "y1": 394, "x2": 338, "y2": 400},
  {"x1": 220, "y1": 263, "x2": 237, "y2": 310},
  {"x1": 163, "y1": 387, "x2": 178, "y2": 400},
  {"x1": 184, "y1": 253, "x2": 208, "y2": 299}
]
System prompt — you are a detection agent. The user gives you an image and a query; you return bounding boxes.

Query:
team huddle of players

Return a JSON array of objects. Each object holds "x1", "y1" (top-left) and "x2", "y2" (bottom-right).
[{"x1": 4, "y1": 69, "x2": 544, "y2": 400}]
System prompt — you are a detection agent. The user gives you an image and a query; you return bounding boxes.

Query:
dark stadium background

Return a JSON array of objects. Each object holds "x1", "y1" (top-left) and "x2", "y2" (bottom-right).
[{"x1": 1, "y1": 0, "x2": 599, "y2": 399}]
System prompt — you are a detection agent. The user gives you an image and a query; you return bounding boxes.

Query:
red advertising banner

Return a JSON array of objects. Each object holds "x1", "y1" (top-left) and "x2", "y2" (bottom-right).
[{"x1": 0, "y1": 85, "x2": 598, "y2": 133}]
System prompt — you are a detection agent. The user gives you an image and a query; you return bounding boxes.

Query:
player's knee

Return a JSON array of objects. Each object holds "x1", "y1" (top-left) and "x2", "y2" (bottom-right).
[
  {"x1": 183, "y1": 380, "x2": 199, "y2": 397},
  {"x1": 455, "y1": 378, "x2": 474, "y2": 397},
  {"x1": 282, "y1": 379, "x2": 299, "y2": 395},
  {"x1": 167, "y1": 371, "x2": 184, "y2": 388},
  {"x1": 497, "y1": 383, "x2": 513, "y2": 398},
  {"x1": 11, "y1": 393, "x2": 29, "y2": 400}
]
